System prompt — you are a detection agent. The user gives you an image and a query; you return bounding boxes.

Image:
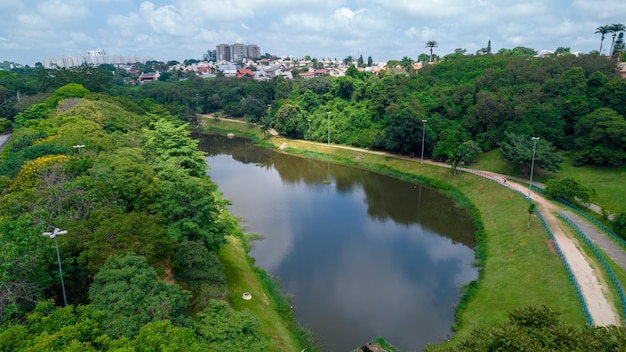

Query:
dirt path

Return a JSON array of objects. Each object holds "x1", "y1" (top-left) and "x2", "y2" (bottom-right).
[{"x1": 201, "y1": 116, "x2": 621, "y2": 326}]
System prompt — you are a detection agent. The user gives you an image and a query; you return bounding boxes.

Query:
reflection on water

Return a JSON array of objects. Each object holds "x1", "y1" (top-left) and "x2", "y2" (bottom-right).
[{"x1": 195, "y1": 133, "x2": 478, "y2": 352}]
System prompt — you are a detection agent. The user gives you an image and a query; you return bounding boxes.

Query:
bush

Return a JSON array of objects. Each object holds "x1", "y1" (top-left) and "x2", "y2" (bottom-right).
[{"x1": 545, "y1": 177, "x2": 590, "y2": 206}]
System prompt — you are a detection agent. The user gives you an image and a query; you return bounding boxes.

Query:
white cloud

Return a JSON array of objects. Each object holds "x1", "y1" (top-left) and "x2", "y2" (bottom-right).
[{"x1": 2, "y1": 0, "x2": 625, "y2": 65}]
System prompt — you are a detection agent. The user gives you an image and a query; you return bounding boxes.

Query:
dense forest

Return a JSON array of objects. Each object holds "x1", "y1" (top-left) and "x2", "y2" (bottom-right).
[
  {"x1": 125, "y1": 54, "x2": 626, "y2": 171},
  {"x1": 1, "y1": 52, "x2": 626, "y2": 350},
  {"x1": 0, "y1": 84, "x2": 273, "y2": 351}
]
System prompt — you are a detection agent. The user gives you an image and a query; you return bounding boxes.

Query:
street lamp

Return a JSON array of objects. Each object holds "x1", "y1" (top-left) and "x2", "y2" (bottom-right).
[
  {"x1": 528, "y1": 137, "x2": 540, "y2": 199},
  {"x1": 42, "y1": 228, "x2": 68, "y2": 306},
  {"x1": 420, "y1": 119, "x2": 427, "y2": 164},
  {"x1": 72, "y1": 144, "x2": 85, "y2": 154},
  {"x1": 242, "y1": 97, "x2": 246, "y2": 121},
  {"x1": 308, "y1": 119, "x2": 311, "y2": 141},
  {"x1": 327, "y1": 112, "x2": 331, "y2": 144}
]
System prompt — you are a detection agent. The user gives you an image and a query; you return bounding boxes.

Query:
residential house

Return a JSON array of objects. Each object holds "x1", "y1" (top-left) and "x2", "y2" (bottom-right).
[
  {"x1": 137, "y1": 72, "x2": 160, "y2": 84},
  {"x1": 261, "y1": 63, "x2": 293, "y2": 79}
]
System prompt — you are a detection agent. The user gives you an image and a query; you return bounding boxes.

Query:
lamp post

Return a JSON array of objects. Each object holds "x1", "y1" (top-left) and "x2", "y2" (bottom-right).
[
  {"x1": 528, "y1": 137, "x2": 540, "y2": 199},
  {"x1": 308, "y1": 119, "x2": 311, "y2": 141},
  {"x1": 43, "y1": 228, "x2": 68, "y2": 306},
  {"x1": 72, "y1": 144, "x2": 85, "y2": 154},
  {"x1": 242, "y1": 97, "x2": 246, "y2": 121},
  {"x1": 420, "y1": 119, "x2": 427, "y2": 164},
  {"x1": 327, "y1": 112, "x2": 331, "y2": 144}
]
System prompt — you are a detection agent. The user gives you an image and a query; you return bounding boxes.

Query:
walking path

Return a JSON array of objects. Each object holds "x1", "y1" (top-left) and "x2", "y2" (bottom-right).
[
  {"x1": 561, "y1": 210, "x2": 626, "y2": 272},
  {"x1": 462, "y1": 169, "x2": 620, "y2": 326},
  {"x1": 205, "y1": 116, "x2": 622, "y2": 326},
  {"x1": 0, "y1": 133, "x2": 11, "y2": 152}
]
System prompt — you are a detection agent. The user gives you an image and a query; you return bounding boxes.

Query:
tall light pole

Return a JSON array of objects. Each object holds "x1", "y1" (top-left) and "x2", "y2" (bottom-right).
[
  {"x1": 528, "y1": 137, "x2": 540, "y2": 199},
  {"x1": 308, "y1": 119, "x2": 311, "y2": 141},
  {"x1": 327, "y1": 112, "x2": 331, "y2": 144},
  {"x1": 43, "y1": 228, "x2": 68, "y2": 306},
  {"x1": 242, "y1": 97, "x2": 246, "y2": 121},
  {"x1": 72, "y1": 144, "x2": 85, "y2": 154},
  {"x1": 420, "y1": 119, "x2": 427, "y2": 164}
]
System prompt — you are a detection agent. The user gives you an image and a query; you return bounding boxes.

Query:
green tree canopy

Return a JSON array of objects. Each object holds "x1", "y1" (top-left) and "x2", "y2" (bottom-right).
[
  {"x1": 500, "y1": 133, "x2": 563, "y2": 175},
  {"x1": 89, "y1": 253, "x2": 191, "y2": 338},
  {"x1": 545, "y1": 177, "x2": 591, "y2": 206},
  {"x1": 574, "y1": 107, "x2": 626, "y2": 166}
]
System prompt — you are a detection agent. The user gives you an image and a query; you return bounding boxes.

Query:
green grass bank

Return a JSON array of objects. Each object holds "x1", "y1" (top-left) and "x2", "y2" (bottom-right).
[{"x1": 200, "y1": 117, "x2": 587, "y2": 347}]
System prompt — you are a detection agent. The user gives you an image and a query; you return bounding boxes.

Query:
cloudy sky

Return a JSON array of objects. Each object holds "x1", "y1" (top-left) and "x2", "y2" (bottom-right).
[{"x1": 1, "y1": 0, "x2": 624, "y2": 66}]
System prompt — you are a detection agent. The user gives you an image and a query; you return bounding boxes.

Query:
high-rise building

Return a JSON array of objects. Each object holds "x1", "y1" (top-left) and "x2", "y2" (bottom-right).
[
  {"x1": 215, "y1": 43, "x2": 261, "y2": 62},
  {"x1": 216, "y1": 44, "x2": 231, "y2": 62},
  {"x1": 230, "y1": 43, "x2": 247, "y2": 61},
  {"x1": 247, "y1": 44, "x2": 260, "y2": 58}
]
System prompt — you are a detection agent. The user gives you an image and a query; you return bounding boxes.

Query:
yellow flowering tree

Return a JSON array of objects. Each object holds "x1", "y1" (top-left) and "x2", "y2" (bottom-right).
[{"x1": 10, "y1": 155, "x2": 70, "y2": 191}]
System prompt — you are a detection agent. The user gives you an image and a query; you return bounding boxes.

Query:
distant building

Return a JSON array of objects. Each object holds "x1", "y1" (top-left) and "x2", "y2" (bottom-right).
[
  {"x1": 216, "y1": 44, "x2": 231, "y2": 62},
  {"x1": 247, "y1": 44, "x2": 260, "y2": 58},
  {"x1": 215, "y1": 43, "x2": 261, "y2": 62},
  {"x1": 137, "y1": 72, "x2": 160, "y2": 84},
  {"x1": 41, "y1": 49, "x2": 152, "y2": 68}
]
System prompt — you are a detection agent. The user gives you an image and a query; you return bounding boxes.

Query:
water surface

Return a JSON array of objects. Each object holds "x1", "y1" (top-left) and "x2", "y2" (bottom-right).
[{"x1": 197, "y1": 133, "x2": 478, "y2": 351}]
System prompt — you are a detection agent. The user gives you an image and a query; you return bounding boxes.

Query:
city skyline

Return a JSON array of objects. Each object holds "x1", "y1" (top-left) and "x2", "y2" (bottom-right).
[{"x1": 1, "y1": 1, "x2": 624, "y2": 66}]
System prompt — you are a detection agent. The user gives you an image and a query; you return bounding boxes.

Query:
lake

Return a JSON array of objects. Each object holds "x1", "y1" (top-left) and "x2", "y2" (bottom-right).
[{"x1": 196, "y1": 133, "x2": 478, "y2": 351}]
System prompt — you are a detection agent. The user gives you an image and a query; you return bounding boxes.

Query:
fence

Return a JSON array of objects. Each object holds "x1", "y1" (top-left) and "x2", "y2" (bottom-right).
[
  {"x1": 559, "y1": 212, "x2": 626, "y2": 324},
  {"x1": 554, "y1": 197, "x2": 626, "y2": 251},
  {"x1": 458, "y1": 166, "x2": 594, "y2": 326}
]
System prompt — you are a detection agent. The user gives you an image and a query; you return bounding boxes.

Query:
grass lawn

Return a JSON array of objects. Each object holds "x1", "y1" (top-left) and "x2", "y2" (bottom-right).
[
  {"x1": 219, "y1": 234, "x2": 302, "y2": 352},
  {"x1": 473, "y1": 148, "x2": 626, "y2": 213},
  {"x1": 202, "y1": 118, "x2": 590, "y2": 346},
  {"x1": 557, "y1": 153, "x2": 626, "y2": 212}
]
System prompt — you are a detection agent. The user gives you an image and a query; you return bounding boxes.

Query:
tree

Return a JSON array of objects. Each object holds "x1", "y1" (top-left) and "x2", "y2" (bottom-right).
[
  {"x1": 89, "y1": 253, "x2": 191, "y2": 338},
  {"x1": 425, "y1": 41, "x2": 438, "y2": 62},
  {"x1": 613, "y1": 212, "x2": 626, "y2": 237},
  {"x1": 367, "y1": 56, "x2": 373, "y2": 67},
  {"x1": 545, "y1": 178, "x2": 591, "y2": 206},
  {"x1": 613, "y1": 32, "x2": 625, "y2": 58},
  {"x1": 400, "y1": 56, "x2": 414, "y2": 73},
  {"x1": 500, "y1": 133, "x2": 563, "y2": 175},
  {"x1": 203, "y1": 50, "x2": 216, "y2": 62},
  {"x1": 342, "y1": 56, "x2": 354, "y2": 66},
  {"x1": 555, "y1": 46, "x2": 571, "y2": 55},
  {"x1": 195, "y1": 300, "x2": 267, "y2": 352},
  {"x1": 425, "y1": 305, "x2": 626, "y2": 351},
  {"x1": 596, "y1": 25, "x2": 611, "y2": 54},
  {"x1": 511, "y1": 46, "x2": 538, "y2": 57},
  {"x1": 574, "y1": 107, "x2": 626, "y2": 166},
  {"x1": 527, "y1": 203, "x2": 536, "y2": 229},
  {"x1": 173, "y1": 241, "x2": 225, "y2": 291},
  {"x1": 608, "y1": 23, "x2": 626, "y2": 57}
]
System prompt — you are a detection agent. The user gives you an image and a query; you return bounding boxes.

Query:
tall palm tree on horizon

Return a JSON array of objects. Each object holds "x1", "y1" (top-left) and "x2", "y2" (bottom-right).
[
  {"x1": 608, "y1": 23, "x2": 626, "y2": 57},
  {"x1": 425, "y1": 40, "x2": 438, "y2": 63},
  {"x1": 596, "y1": 25, "x2": 610, "y2": 55}
]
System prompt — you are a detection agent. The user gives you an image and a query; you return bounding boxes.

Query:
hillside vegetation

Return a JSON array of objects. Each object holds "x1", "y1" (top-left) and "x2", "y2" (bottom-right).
[{"x1": 0, "y1": 86, "x2": 306, "y2": 351}]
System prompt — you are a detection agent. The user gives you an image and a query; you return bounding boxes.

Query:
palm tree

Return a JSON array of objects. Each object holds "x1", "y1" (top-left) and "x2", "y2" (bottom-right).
[
  {"x1": 596, "y1": 25, "x2": 610, "y2": 54},
  {"x1": 425, "y1": 40, "x2": 438, "y2": 63},
  {"x1": 400, "y1": 56, "x2": 414, "y2": 73},
  {"x1": 425, "y1": 41, "x2": 438, "y2": 62},
  {"x1": 608, "y1": 23, "x2": 626, "y2": 57}
]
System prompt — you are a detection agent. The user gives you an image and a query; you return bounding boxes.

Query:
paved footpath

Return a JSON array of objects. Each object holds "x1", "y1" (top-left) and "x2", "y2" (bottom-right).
[
  {"x1": 561, "y1": 210, "x2": 626, "y2": 272},
  {"x1": 0, "y1": 134, "x2": 10, "y2": 152}
]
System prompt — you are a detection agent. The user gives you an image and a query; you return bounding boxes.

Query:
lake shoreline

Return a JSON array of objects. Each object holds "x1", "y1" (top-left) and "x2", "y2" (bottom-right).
[{"x1": 196, "y1": 117, "x2": 587, "y2": 350}]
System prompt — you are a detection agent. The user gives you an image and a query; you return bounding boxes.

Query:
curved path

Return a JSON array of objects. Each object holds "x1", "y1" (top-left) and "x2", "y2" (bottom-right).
[
  {"x1": 464, "y1": 169, "x2": 620, "y2": 326},
  {"x1": 203, "y1": 116, "x2": 621, "y2": 326}
]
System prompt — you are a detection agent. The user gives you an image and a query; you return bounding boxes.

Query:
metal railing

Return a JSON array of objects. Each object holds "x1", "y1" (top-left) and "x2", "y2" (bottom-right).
[
  {"x1": 560, "y1": 212, "x2": 626, "y2": 324},
  {"x1": 456, "y1": 165, "x2": 594, "y2": 325}
]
